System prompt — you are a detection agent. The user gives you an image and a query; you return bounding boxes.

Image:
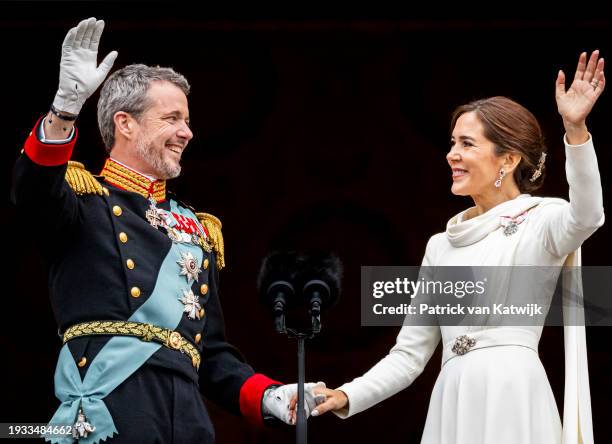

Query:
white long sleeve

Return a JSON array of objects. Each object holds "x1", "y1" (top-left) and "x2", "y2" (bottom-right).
[
  {"x1": 334, "y1": 323, "x2": 441, "y2": 418},
  {"x1": 334, "y1": 239, "x2": 442, "y2": 418},
  {"x1": 535, "y1": 135, "x2": 604, "y2": 257}
]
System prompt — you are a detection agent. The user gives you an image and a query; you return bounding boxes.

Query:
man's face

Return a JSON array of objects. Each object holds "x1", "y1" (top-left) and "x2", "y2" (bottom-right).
[{"x1": 133, "y1": 81, "x2": 193, "y2": 179}]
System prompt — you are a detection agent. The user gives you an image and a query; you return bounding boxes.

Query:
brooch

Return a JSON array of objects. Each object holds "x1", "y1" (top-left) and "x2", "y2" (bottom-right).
[
  {"x1": 500, "y1": 210, "x2": 529, "y2": 236},
  {"x1": 451, "y1": 335, "x2": 476, "y2": 356}
]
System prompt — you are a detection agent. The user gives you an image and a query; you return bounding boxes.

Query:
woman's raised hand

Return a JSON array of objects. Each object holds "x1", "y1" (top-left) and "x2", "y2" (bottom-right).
[{"x1": 556, "y1": 50, "x2": 605, "y2": 143}]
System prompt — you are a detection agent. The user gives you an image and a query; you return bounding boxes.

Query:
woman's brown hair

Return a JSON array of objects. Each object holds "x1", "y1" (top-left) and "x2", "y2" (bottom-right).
[{"x1": 450, "y1": 96, "x2": 546, "y2": 193}]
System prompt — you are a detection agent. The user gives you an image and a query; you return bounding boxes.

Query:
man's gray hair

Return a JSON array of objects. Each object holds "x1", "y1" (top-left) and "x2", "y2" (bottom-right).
[{"x1": 97, "y1": 64, "x2": 190, "y2": 152}]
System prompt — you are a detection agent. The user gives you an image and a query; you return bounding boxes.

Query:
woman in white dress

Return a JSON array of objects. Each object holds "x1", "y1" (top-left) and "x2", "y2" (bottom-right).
[{"x1": 306, "y1": 51, "x2": 606, "y2": 443}]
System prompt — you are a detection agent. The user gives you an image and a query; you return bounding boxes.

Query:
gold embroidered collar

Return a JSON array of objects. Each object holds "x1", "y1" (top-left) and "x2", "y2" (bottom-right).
[{"x1": 100, "y1": 158, "x2": 166, "y2": 202}]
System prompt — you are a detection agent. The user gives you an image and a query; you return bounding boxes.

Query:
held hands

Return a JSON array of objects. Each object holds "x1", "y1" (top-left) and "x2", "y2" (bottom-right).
[
  {"x1": 556, "y1": 50, "x2": 605, "y2": 144},
  {"x1": 289, "y1": 386, "x2": 348, "y2": 418},
  {"x1": 53, "y1": 17, "x2": 118, "y2": 115},
  {"x1": 262, "y1": 382, "x2": 326, "y2": 425}
]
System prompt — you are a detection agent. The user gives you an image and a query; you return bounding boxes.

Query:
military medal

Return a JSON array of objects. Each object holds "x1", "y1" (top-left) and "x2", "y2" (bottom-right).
[
  {"x1": 145, "y1": 196, "x2": 163, "y2": 229},
  {"x1": 179, "y1": 231, "x2": 195, "y2": 244},
  {"x1": 178, "y1": 289, "x2": 202, "y2": 320},
  {"x1": 167, "y1": 227, "x2": 182, "y2": 243},
  {"x1": 72, "y1": 408, "x2": 96, "y2": 439},
  {"x1": 177, "y1": 251, "x2": 202, "y2": 283},
  {"x1": 145, "y1": 195, "x2": 213, "y2": 255}
]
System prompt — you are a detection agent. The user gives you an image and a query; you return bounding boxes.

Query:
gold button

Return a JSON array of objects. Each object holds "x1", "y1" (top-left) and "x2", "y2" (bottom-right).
[
  {"x1": 203, "y1": 258, "x2": 209, "y2": 269},
  {"x1": 199, "y1": 308, "x2": 205, "y2": 318},
  {"x1": 77, "y1": 357, "x2": 87, "y2": 368},
  {"x1": 119, "y1": 232, "x2": 128, "y2": 243},
  {"x1": 102, "y1": 187, "x2": 110, "y2": 196},
  {"x1": 113, "y1": 205, "x2": 122, "y2": 216},
  {"x1": 131, "y1": 287, "x2": 141, "y2": 298},
  {"x1": 200, "y1": 284, "x2": 208, "y2": 295},
  {"x1": 195, "y1": 333, "x2": 202, "y2": 344},
  {"x1": 126, "y1": 259, "x2": 135, "y2": 270}
]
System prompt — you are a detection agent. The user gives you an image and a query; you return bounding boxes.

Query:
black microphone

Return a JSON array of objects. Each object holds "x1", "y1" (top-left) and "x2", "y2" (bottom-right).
[
  {"x1": 257, "y1": 251, "x2": 299, "y2": 333},
  {"x1": 296, "y1": 250, "x2": 342, "y2": 332}
]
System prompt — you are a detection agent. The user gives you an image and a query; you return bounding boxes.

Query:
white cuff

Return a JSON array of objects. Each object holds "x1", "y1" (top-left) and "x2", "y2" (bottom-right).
[
  {"x1": 563, "y1": 132, "x2": 592, "y2": 148},
  {"x1": 37, "y1": 117, "x2": 75, "y2": 144}
]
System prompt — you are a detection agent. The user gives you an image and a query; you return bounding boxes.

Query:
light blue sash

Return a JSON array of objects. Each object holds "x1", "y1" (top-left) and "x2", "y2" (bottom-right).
[{"x1": 45, "y1": 201, "x2": 203, "y2": 444}]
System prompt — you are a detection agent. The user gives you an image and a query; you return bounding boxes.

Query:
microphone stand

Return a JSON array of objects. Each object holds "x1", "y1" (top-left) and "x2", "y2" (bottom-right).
[
  {"x1": 285, "y1": 320, "x2": 317, "y2": 444},
  {"x1": 263, "y1": 270, "x2": 337, "y2": 443}
]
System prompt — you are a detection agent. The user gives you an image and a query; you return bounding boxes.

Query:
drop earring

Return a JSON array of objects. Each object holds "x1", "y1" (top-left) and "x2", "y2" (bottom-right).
[{"x1": 494, "y1": 169, "x2": 505, "y2": 188}]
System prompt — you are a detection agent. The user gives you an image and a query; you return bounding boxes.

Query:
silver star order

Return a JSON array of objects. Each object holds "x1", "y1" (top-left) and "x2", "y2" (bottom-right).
[
  {"x1": 177, "y1": 251, "x2": 202, "y2": 283},
  {"x1": 178, "y1": 289, "x2": 202, "y2": 320}
]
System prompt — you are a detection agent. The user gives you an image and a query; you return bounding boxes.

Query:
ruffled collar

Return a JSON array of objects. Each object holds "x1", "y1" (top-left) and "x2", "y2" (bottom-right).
[{"x1": 446, "y1": 194, "x2": 542, "y2": 247}]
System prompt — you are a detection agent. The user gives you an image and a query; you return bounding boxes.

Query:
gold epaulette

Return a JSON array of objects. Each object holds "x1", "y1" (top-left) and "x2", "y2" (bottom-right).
[
  {"x1": 65, "y1": 161, "x2": 103, "y2": 196},
  {"x1": 196, "y1": 212, "x2": 225, "y2": 270}
]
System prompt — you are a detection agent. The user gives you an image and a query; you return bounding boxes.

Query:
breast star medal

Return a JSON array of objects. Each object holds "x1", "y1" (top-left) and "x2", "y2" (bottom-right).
[
  {"x1": 177, "y1": 251, "x2": 202, "y2": 283},
  {"x1": 178, "y1": 289, "x2": 202, "y2": 320}
]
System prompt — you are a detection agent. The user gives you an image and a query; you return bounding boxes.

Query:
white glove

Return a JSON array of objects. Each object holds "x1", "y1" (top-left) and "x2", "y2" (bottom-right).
[
  {"x1": 53, "y1": 17, "x2": 118, "y2": 115},
  {"x1": 262, "y1": 381, "x2": 326, "y2": 425}
]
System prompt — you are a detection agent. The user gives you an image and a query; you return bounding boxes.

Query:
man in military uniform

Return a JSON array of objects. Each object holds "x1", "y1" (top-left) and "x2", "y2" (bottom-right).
[{"x1": 12, "y1": 17, "x2": 323, "y2": 443}]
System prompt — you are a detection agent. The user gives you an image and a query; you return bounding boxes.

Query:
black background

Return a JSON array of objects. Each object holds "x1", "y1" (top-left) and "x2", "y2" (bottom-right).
[{"x1": 1, "y1": 2, "x2": 611, "y2": 443}]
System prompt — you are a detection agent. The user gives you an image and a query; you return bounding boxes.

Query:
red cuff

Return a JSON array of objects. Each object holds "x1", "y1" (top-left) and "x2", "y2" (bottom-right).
[
  {"x1": 239, "y1": 373, "x2": 282, "y2": 427},
  {"x1": 23, "y1": 116, "x2": 77, "y2": 166}
]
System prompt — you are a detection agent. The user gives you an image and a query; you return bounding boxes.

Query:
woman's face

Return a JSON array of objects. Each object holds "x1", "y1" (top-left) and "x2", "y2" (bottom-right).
[{"x1": 446, "y1": 112, "x2": 504, "y2": 197}]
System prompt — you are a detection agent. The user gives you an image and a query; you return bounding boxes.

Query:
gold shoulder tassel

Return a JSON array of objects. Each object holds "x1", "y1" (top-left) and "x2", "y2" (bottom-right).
[
  {"x1": 196, "y1": 212, "x2": 225, "y2": 270},
  {"x1": 65, "y1": 161, "x2": 103, "y2": 196}
]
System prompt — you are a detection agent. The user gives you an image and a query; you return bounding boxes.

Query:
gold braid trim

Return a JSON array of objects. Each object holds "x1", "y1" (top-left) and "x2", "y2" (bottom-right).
[
  {"x1": 65, "y1": 161, "x2": 103, "y2": 196},
  {"x1": 100, "y1": 158, "x2": 166, "y2": 202},
  {"x1": 196, "y1": 212, "x2": 225, "y2": 270},
  {"x1": 63, "y1": 320, "x2": 201, "y2": 369},
  {"x1": 102, "y1": 169, "x2": 148, "y2": 196}
]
